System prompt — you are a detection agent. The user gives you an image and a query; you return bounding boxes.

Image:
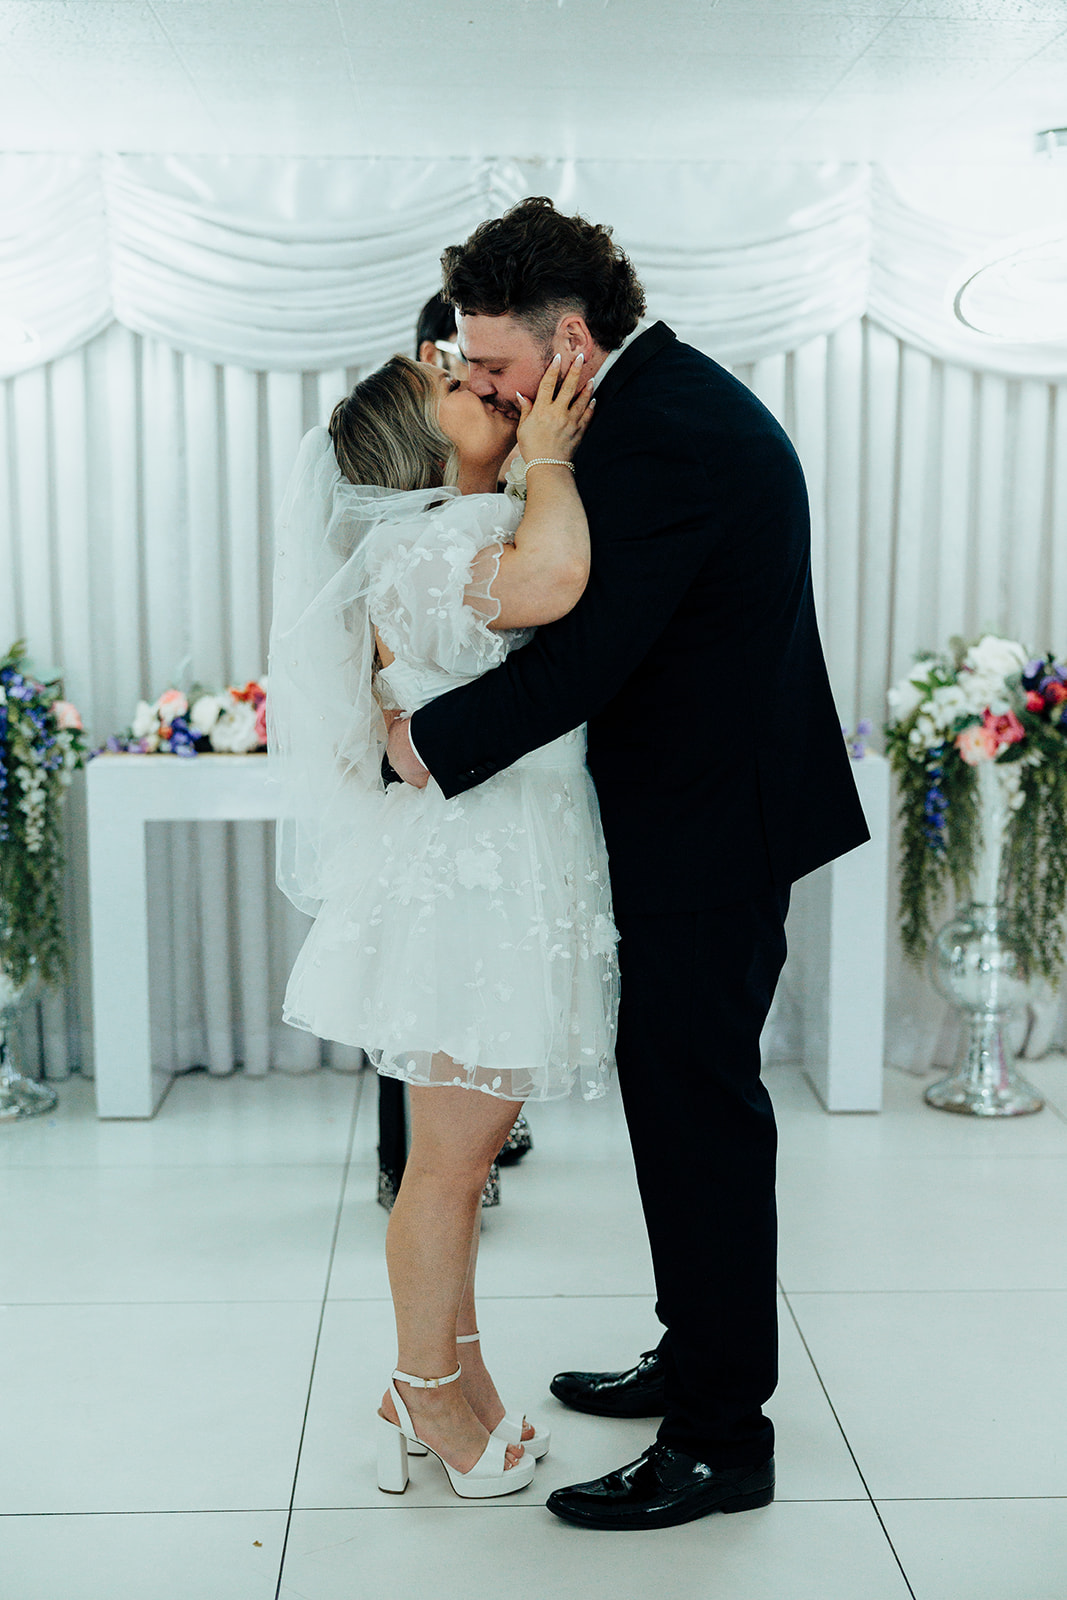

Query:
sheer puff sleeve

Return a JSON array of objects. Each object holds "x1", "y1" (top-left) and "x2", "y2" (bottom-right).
[{"x1": 365, "y1": 492, "x2": 530, "y2": 680}]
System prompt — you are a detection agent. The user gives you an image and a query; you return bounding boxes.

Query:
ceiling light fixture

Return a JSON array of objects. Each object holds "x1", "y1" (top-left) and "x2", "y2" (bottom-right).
[
  {"x1": 950, "y1": 225, "x2": 1067, "y2": 341},
  {"x1": 947, "y1": 129, "x2": 1067, "y2": 342}
]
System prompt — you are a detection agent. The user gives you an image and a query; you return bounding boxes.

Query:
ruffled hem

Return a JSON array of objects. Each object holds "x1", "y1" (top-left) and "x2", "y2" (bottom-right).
[{"x1": 281, "y1": 739, "x2": 619, "y2": 1103}]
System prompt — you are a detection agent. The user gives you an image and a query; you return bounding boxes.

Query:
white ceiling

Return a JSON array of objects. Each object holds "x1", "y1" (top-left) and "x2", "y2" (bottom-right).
[{"x1": 1, "y1": 0, "x2": 1064, "y2": 165}]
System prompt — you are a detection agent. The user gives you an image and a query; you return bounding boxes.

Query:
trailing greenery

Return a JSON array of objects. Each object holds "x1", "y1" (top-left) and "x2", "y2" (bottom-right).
[
  {"x1": 1005, "y1": 716, "x2": 1067, "y2": 984},
  {"x1": 887, "y1": 731, "x2": 978, "y2": 963},
  {"x1": 0, "y1": 642, "x2": 86, "y2": 991},
  {"x1": 885, "y1": 638, "x2": 1067, "y2": 985}
]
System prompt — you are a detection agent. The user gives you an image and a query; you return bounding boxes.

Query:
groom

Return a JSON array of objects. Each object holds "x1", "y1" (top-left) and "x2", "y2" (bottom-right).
[{"x1": 388, "y1": 197, "x2": 868, "y2": 1530}]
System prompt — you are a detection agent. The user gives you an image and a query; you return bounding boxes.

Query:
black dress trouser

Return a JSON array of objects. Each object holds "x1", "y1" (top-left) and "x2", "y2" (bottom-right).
[
  {"x1": 612, "y1": 885, "x2": 790, "y2": 1470},
  {"x1": 377, "y1": 1075, "x2": 407, "y2": 1203}
]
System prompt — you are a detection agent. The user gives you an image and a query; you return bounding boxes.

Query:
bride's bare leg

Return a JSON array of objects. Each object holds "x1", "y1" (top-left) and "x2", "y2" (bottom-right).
[
  {"x1": 457, "y1": 1214, "x2": 536, "y2": 1443},
  {"x1": 380, "y1": 1073, "x2": 526, "y2": 1473}
]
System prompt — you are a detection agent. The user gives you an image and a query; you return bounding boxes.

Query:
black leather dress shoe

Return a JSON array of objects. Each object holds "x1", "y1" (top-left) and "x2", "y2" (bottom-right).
[
  {"x1": 549, "y1": 1348, "x2": 666, "y2": 1418},
  {"x1": 546, "y1": 1444, "x2": 774, "y2": 1531}
]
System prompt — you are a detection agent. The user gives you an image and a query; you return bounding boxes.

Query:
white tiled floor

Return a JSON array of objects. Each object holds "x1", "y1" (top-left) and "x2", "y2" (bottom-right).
[{"x1": 4, "y1": 1057, "x2": 1067, "y2": 1599}]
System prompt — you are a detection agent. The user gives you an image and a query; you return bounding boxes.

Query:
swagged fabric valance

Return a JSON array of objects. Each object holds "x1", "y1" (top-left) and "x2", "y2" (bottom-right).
[{"x1": 2, "y1": 152, "x2": 1066, "y2": 379}]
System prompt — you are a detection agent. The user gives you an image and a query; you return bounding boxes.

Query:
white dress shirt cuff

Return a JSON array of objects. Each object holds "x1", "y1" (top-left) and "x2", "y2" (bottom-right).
[{"x1": 406, "y1": 719, "x2": 428, "y2": 774}]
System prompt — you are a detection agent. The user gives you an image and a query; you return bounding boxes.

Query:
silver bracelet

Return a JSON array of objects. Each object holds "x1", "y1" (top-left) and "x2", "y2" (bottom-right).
[{"x1": 524, "y1": 458, "x2": 575, "y2": 474}]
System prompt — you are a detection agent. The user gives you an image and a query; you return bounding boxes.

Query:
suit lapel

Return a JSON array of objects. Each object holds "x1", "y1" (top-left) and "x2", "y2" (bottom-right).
[{"x1": 588, "y1": 321, "x2": 676, "y2": 409}]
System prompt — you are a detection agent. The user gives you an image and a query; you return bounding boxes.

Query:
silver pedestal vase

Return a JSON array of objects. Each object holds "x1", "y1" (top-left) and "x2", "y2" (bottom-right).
[
  {"x1": 0, "y1": 957, "x2": 57, "y2": 1121},
  {"x1": 926, "y1": 760, "x2": 1043, "y2": 1117}
]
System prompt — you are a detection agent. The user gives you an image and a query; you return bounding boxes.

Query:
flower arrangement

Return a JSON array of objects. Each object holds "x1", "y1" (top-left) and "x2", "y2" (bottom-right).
[
  {"x1": 102, "y1": 679, "x2": 268, "y2": 757},
  {"x1": 885, "y1": 634, "x2": 1067, "y2": 982},
  {"x1": 0, "y1": 642, "x2": 87, "y2": 988}
]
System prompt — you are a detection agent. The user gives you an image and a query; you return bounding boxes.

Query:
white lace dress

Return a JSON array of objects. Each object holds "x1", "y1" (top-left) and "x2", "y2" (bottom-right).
[{"x1": 281, "y1": 491, "x2": 619, "y2": 1102}]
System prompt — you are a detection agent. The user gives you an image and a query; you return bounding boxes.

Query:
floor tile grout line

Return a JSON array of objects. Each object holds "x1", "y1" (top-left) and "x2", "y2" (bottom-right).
[
  {"x1": 8, "y1": 1491, "x2": 1067, "y2": 1523},
  {"x1": 274, "y1": 1070, "x2": 366, "y2": 1600},
  {"x1": 780, "y1": 1289, "x2": 918, "y2": 1600},
  {"x1": 780, "y1": 1286, "x2": 1067, "y2": 1297}
]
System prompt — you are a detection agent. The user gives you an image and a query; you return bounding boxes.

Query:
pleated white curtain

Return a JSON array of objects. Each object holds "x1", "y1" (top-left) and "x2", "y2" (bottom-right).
[{"x1": 2, "y1": 153, "x2": 1066, "y2": 1082}]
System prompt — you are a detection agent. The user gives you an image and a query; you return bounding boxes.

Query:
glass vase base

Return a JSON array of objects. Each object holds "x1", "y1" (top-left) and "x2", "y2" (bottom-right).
[
  {"x1": 924, "y1": 1070, "x2": 1044, "y2": 1117},
  {"x1": 0, "y1": 1070, "x2": 58, "y2": 1121}
]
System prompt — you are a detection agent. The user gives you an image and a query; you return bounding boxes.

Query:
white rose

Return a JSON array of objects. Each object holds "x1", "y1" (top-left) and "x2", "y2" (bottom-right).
[
  {"x1": 887, "y1": 680, "x2": 923, "y2": 721},
  {"x1": 887, "y1": 660, "x2": 934, "y2": 722},
  {"x1": 209, "y1": 700, "x2": 258, "y2": 752},
  {"x1": 131, "y1": 699, "x2": 158, "y2": 738},
  {"x1": 189, "y1": 694, "x2": 223, "y2": 734},
  {"x1": 913, "y1": 713, "x2": 939, "y2": 748},
  {"x1": 928, "y1": 684, "x2": 969, "y2": 731},
  {"x1": 964, "y1": 635, "x2": 1027, "y2": 682},
  {"x1": 960, "y1": 671, "x2": 1013, "y2": 717}
]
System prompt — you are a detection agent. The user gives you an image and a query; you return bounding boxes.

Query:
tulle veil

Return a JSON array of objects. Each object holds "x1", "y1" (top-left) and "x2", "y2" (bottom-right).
[{"x1": 267, "y1": 425, "x2": 461, "y2": 915}]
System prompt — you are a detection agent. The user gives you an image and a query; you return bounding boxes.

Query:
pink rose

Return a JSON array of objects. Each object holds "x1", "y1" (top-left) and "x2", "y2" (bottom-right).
[
  {"x1": 254, "y1": 700, "x2": 267, "y2": 747},
  {"x1": 52, "y1": 699, "x2": 82, "y2": 731},
  {"x1": 157, "y1": 689, "x2": 189, "y2": 726},
  {"x1": 1026, "y1": 690, "x2": 1045, "y2": 712},
  {"x1": 983, "y1": 708, "x2": 1025, "y2": 749},
  {"x1": 956, "y1": 723, "x2": 998, "y2": 765}
]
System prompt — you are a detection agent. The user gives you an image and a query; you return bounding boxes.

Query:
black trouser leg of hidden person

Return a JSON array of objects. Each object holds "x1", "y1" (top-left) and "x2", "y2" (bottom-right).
[
  {"x1": 613, "y1": 886, "x2": 790, "y2": 1471},
  {"x1": 377, "y1": 1074, "x2": 408, "y2": 1210}
]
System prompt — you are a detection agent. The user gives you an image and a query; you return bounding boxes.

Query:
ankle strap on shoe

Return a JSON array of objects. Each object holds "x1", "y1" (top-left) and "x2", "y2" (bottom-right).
[
  {"x1": 456, "y1": 1332, "x2": 480, "y2": 1345},
  {"x1": 392, "y1": 1364, "x2": 462, "y2": 1389}
]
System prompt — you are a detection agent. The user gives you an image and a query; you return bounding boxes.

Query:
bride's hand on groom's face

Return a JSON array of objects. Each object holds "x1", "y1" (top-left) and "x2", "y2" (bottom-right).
[{"x1": 515, "y1": 351, "x2": 595, "y2": 464}]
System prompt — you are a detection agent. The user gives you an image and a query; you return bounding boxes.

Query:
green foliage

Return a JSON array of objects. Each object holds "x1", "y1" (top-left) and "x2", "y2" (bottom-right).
[
  {"x1": 886, "y1": 731, "x2": 978, "y2": 967},
  {"x1": 1005, "y1": 716, "x2": 1067, "y2": 984},
  {"x1": 0, "y1": 641, "x2": 86, "y2": 991}
]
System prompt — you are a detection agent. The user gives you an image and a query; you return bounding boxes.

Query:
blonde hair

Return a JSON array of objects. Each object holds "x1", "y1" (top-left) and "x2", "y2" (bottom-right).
[{"x1": 328, "y1": 355, "x2": 459, "y2": 489}]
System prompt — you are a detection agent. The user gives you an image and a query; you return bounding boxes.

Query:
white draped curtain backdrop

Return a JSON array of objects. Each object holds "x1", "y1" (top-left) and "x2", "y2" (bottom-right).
[{"x1": 2, "y1": 153, "x2": 1065, "y2": 1082}]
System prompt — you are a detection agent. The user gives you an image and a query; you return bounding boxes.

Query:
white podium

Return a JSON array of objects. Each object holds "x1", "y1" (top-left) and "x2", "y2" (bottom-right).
[
  {"x1": 781, "y1": 754, "x2": 890, "y2": 1112},
  {"x1": 86, "y1": 751, "x2": 889, "y2": 1119},
  {"x1": 86, "y1": 754, "x2": 282, "y2": 1117}
]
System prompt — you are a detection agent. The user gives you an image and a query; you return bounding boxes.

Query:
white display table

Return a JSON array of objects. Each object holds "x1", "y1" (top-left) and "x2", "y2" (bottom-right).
[
  {"x1": 86, "y1": 754, "x2": 283, "y2": 1117},
  {"x1": 86, "y1": 751, "x2": 889, "y2": 1118}
]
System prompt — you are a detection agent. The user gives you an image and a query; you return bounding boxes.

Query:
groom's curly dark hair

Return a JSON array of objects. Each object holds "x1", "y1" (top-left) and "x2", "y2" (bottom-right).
[{"x1": 441, "y1": 197, "x2": 646, "y2": 353}]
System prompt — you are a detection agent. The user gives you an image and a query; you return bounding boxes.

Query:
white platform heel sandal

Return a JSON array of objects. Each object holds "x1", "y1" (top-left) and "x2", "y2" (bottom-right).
[
  {"x1": 457, "y1": 1331, "x2": 552, "y2": 1460},
  {"x1": 376, "y1": 1364, "x2": 536, "y2": 1499}
]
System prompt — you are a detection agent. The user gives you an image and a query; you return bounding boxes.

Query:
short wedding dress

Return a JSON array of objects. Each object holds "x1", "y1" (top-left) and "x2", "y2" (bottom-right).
[{"x1": 270, "y1": 427, "x2": 618, "y2": 1103}]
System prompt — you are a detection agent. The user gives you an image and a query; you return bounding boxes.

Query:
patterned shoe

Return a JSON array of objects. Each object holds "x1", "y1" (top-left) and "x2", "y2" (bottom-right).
[{"x1": 496, "y1": 1111, "x2": 533, "y2": 1167}]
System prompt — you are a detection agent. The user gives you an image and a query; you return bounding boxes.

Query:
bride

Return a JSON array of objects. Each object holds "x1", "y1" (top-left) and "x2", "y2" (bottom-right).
[{"x1": 268, "y1": 350, "x2": 619, "y2": 1499}]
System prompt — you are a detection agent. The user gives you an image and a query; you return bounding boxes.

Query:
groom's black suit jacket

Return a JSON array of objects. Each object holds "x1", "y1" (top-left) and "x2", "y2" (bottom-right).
[{"x1": 410, "y1": 322, "x2": 868, "y2": 914}]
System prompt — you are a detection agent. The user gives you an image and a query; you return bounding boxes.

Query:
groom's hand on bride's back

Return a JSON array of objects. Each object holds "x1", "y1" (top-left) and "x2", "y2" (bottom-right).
[{"x1": 386, "y1": 717, "x2": 430, "y2": 789}]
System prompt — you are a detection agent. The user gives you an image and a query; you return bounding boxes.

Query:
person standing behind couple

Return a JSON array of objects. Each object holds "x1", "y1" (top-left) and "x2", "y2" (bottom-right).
[{"x1": 387, "y1": 197, "x2": 870, "y2": 1531}]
